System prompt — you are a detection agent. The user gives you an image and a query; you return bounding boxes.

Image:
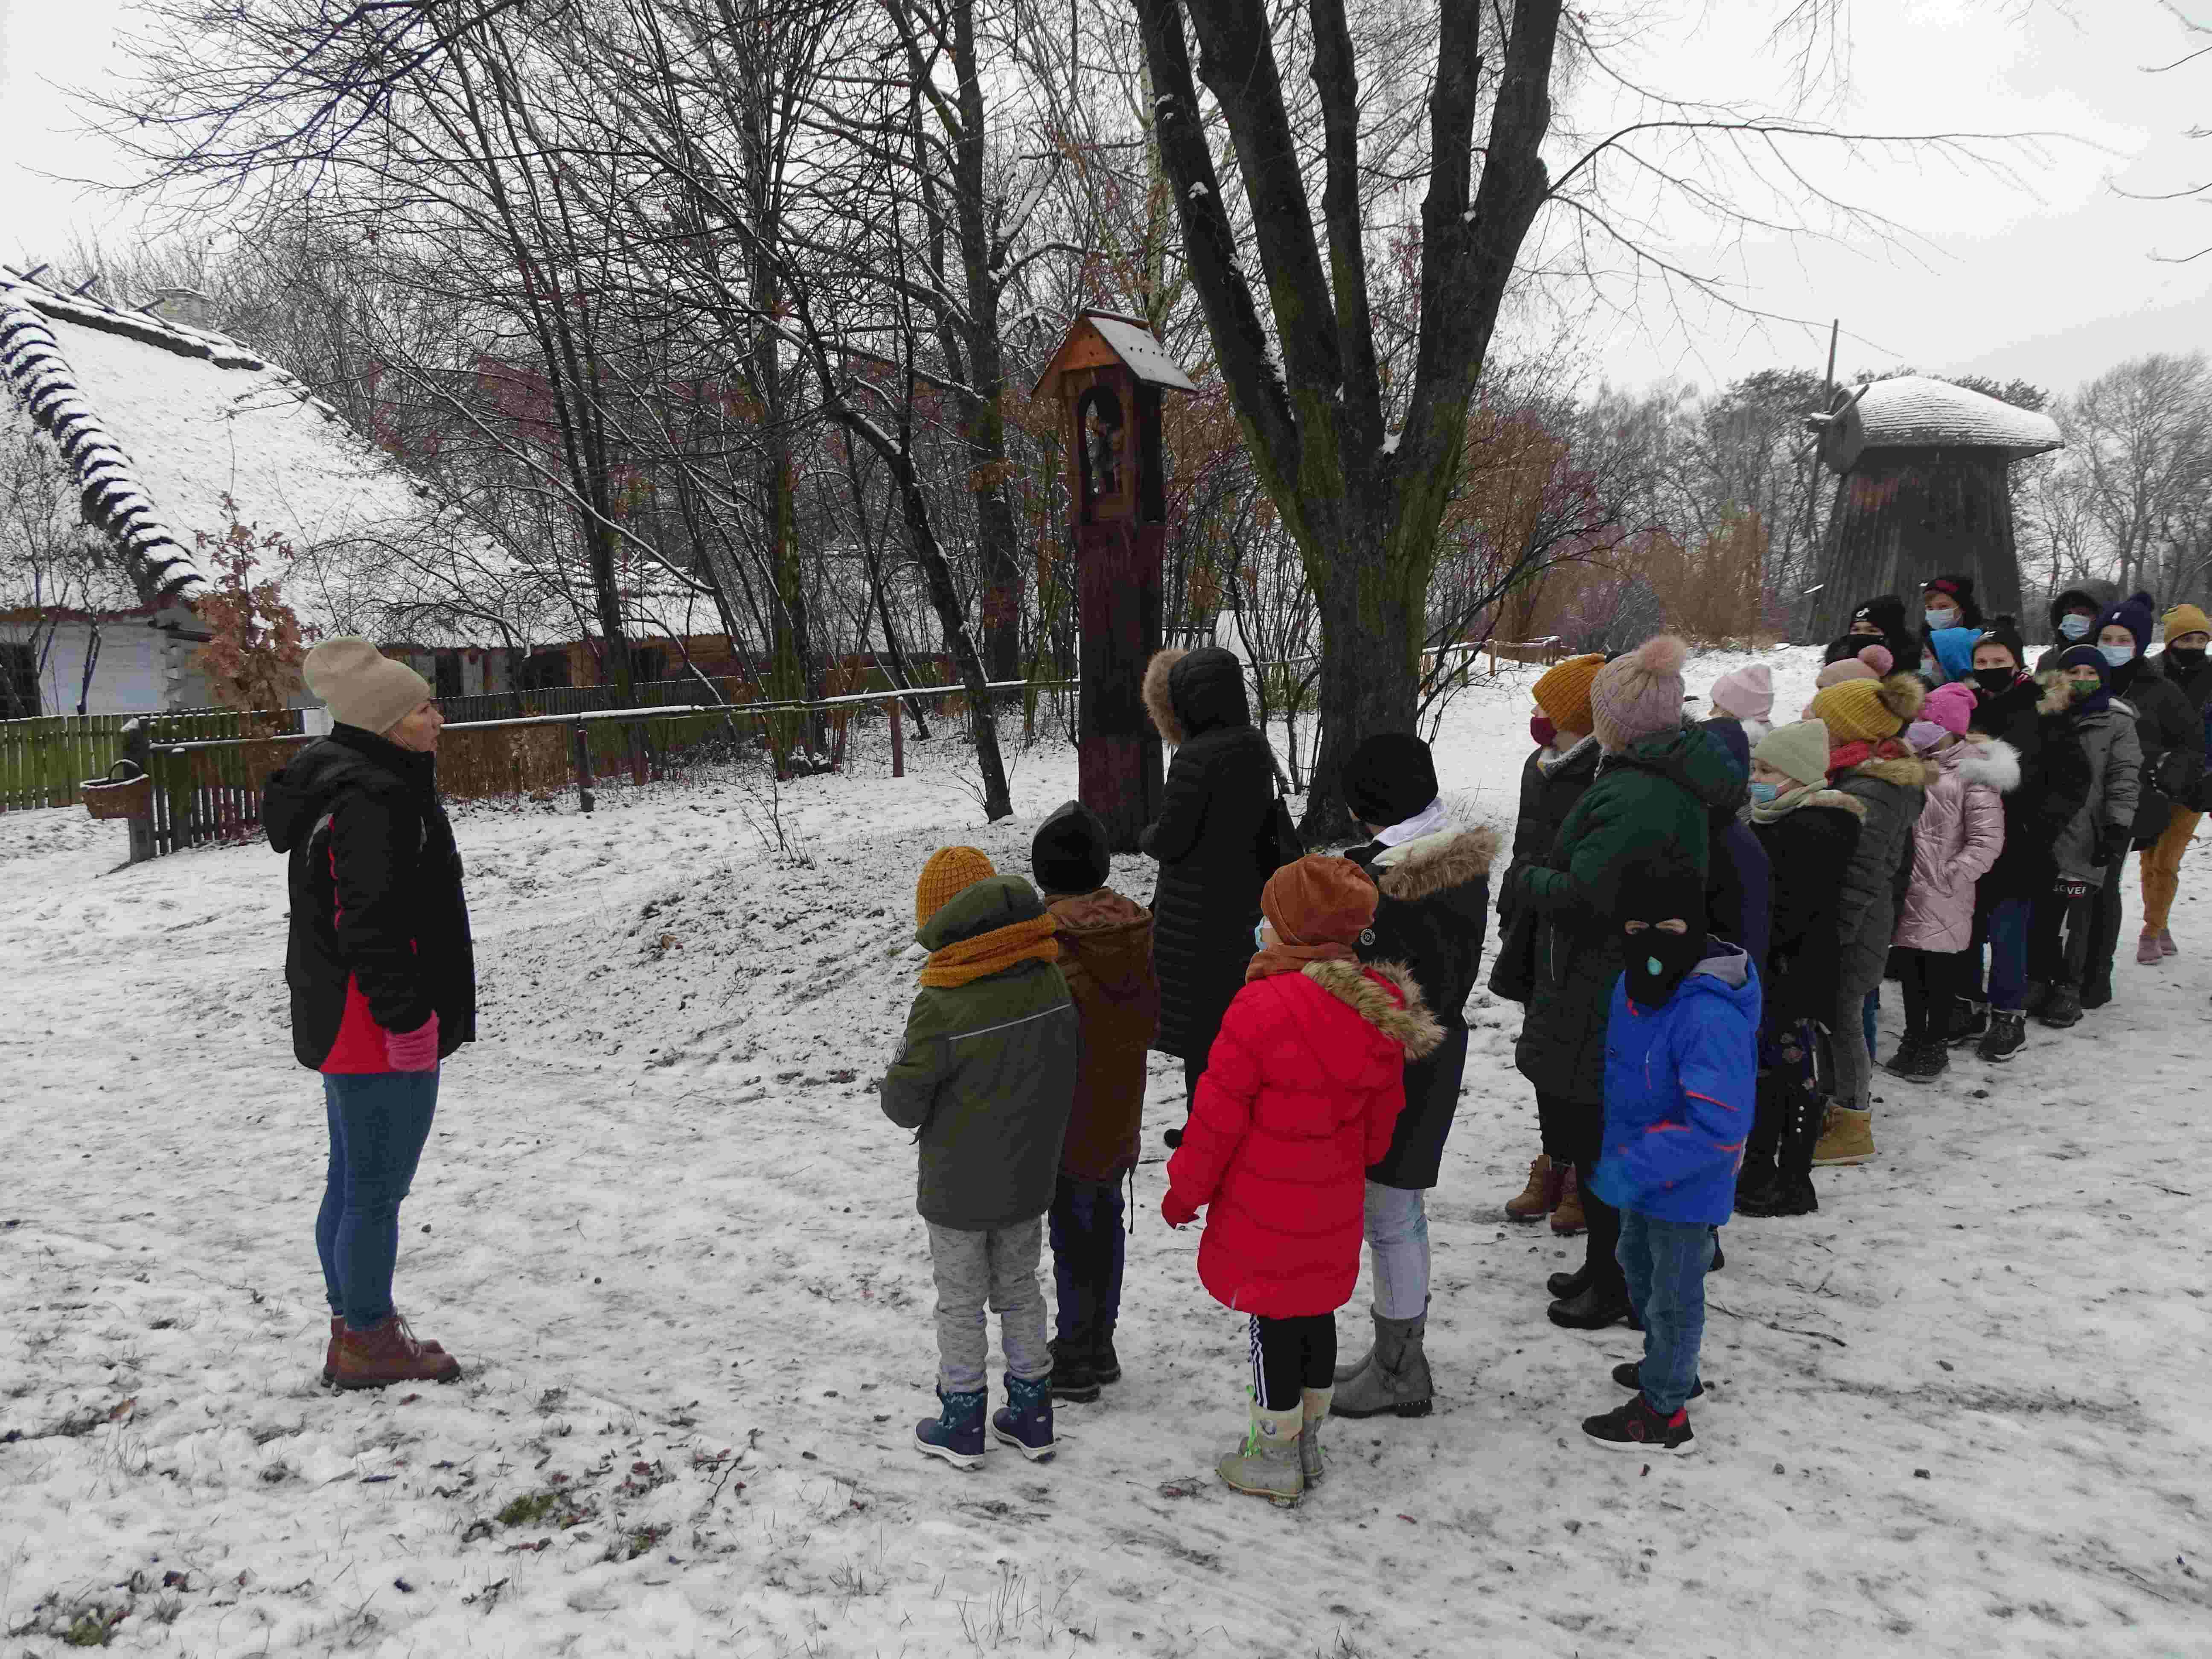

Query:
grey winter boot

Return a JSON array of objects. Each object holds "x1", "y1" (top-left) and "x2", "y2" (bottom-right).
[
  {"x1": 1299, "y1": 1387, "x2": 1331, "y2": 1487},
  {"x1": 1333, "y1": 1295, "x2": 1428, "y2": 1386},
  {"x1": 1217, "y1": 1395, "x2": 1304, "y2": 1507},
  {"x1": 1329, "y1": 1311, "x2": 1434, "y2": 1419}
]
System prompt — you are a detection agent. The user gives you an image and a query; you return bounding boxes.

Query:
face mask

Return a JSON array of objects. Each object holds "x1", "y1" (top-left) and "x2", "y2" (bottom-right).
[
  {"x1": 1530, "y1": 713, "x2": 1557, "y2": 750},
  {"x1": 1925, "y1": 608, "x2": 1957, "y2": 631},
  {"x1": 1254, "y1": 922, "x2": 1268, "y2": 951},
  {"x1": 2058, "y1": 614, "x2": 2093, "y2": 641},
  {"x1": 1972, "y1": 666, "x2": 2017, "y2": 694},
  {"x1": 2100, "y1": 643, "x2": 2135, "y2": 668},
  {"x1": 1748, "y1": 780, "x2": 1783, "y2": 806},
  {"x1": 1624, "y1": 923, "x2": 1708, "y2": 1009},
  {"x1": 2167, "y1": 645, "x2": 2206, "y2": 673}
]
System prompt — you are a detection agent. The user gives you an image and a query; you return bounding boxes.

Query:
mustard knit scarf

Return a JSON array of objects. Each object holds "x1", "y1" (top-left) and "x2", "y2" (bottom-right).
[{"x1": 919, "y1": 913, "x2": 1061, "y2": 988}]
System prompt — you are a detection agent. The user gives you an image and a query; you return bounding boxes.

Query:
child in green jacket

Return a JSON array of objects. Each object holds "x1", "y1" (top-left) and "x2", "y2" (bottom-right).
[{"x1": 882, "y1": 847, "x2": 1080, "y2": 1468}]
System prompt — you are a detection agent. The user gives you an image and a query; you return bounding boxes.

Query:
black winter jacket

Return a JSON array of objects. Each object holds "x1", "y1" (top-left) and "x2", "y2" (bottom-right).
[
  {"x1": 1347, "y1": 825, "x2": 1497, "y2": 1189},
  {"x1": 1489, "y1": 737, "x2": 1601, "y2": 1004},
  {"x1": 1749, "y1": 790, "x2": 1864, "y2": 1027},
  {"x1": 263, "y1": 726, "x2": 477, "y2": 1071},
  {"x1": 2110, "y1": 653, "x2": 2203, "y2": 845},
  {"x1": 1139, "y1": 646, "x2": 1282, "y2": 1061},
  {"x1": 1970, "y1": 673, "x2": 2092, "y2": 904},
  {"x1": 2034, "y1": 589, "x2": 2102, "y2": 675}
]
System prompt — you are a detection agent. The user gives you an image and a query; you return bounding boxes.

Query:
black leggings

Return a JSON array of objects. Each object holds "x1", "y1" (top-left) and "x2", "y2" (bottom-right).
[
  {"x1": 1538, "y1": 1091, "x2": 1623, "y2": 1295},
  {"x1": 1894, "y1": 947, "x2": 1963, "y2": 1041},
  {"x1": 1249, "y1": 1314, "x2": 1336, "y2": 1410}
]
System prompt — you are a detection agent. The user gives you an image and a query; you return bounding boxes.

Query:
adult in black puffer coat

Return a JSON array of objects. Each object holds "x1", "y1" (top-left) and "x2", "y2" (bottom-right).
[
  {"x1": 263, "y1": 637, "x2": 474, "y2": 1393},
  {"x1": 1140, "y1": 646, "x2": 1281, "y2": 1121}
]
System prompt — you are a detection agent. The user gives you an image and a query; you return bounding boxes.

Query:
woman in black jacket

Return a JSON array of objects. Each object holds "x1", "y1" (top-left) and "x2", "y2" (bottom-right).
[
  {"x1": 264, "y1": 638, "x2": 474, "y2": 1391},
  {"x1": 2145, "y1": 603, "x2": 2212, "y2": 955},
  {"x1": 1963, "y1": 617, "x2": 2091, "y2": 1060},
  {"x1": 2087, "y1": 593, "x2": 2202, "y2": 990},
  {"x1": 1331, "y1": 733, "x2": 1496, "y2": 1421},
  {"x1": 1140, "y1": 646, "x2": 1281, "y2": 1144}
]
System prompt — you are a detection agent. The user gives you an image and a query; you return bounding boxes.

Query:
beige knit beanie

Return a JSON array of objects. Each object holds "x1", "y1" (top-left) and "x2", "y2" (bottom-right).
[
  {"x1": 1752, "y1": 719, "x2": 1832, "y2": 789},
  {"x1": 303, "y1": 637, "x2": 433, "y2": 735},
  {"x1": 1589, "y1": 635, "x2": 1689, "y2": 754}
]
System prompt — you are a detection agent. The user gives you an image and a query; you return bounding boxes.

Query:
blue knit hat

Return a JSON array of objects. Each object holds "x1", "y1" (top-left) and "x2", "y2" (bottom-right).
[{"x1": 2093, "y1": 591, "x2": 2157, "y2": 655}]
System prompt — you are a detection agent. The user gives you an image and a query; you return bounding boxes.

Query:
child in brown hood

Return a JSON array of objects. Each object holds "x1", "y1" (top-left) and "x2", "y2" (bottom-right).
[{"x1": 1031, "y1": 801, "x2": 1161, "y2": 1406}]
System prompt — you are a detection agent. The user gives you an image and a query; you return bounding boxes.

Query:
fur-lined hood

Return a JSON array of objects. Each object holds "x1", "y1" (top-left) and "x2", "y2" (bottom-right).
[
  {"x1": 1142, "y1": 646, "x2": 1251, "y2": 746},
  {"x1": 1952, "y1": 737, "x2": 2022, "y2": 794},
  {"x1": 2034, "y1": 669, "x2": 2130, "y2": 720},
  {"x1": 1845, "y1": 754, "x2": 1938, "y2": 789},
  {"x1": 1302, "y1": 958, "x2": 1444, "y2": 1059},
  {"x1": 1368, "y1": 824, "x2": 1501, "y2": 902}
]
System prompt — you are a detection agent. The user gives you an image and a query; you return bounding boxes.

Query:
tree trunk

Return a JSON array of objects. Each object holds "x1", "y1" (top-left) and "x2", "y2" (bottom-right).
[{"x1": 1307, "y1": 523, "x2": 1424, "y2": 840}]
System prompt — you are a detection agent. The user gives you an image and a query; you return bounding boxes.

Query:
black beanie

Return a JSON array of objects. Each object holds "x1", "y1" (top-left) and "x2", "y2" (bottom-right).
[
  {"x1": 1975, "y1": 613, "x2": 2027, "y2": 667},
  {"x1": 1340, "y1": 732, "x2": 1439, "y2": 830},
  {"x1": 1030, "y1": 799, "x2": 1112, "y2": 896}
]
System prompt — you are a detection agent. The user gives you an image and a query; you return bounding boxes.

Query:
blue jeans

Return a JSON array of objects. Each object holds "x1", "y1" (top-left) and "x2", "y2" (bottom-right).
[
  {"x1": 1977, "y1": 898, "x2": 2031, "y2": 1013},
  {"x1": 1616, "y1": 1209, "x2": 1713, "y2": 1416},
  {"x1": 1363, "y1": 1182, "x2": 1430, "y2": 1320},
  {"x1": 1048, "y1": 1176, "x2": 1126, "y2": 1345},
  {"x1": 318, "y1": 1071, "x2": 440, "y2": 1330}
]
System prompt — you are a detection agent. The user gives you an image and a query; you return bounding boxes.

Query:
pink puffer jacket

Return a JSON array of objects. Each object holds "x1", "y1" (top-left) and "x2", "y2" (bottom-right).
[{"x1": 1893, "y1": 739, "x2": 2017, "y2": 952}]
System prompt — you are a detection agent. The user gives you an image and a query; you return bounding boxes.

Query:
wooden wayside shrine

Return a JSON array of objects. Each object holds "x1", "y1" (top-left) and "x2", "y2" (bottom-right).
[{"x1": 1036, "y1": 311, "x2": 1196, "y2": 852}]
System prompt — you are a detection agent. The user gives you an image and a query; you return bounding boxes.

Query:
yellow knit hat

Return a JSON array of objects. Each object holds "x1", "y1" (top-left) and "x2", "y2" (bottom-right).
[
  {"x1": 2163, "y1": 602, "x2": 2211, "y2": 643},
  {"x1": 1532, "y1": 652, "x2": 1606, "y2": 734},
  {"x1": 916, "y1": 847, "x2": 995, "y2": 928},
  {"x1": 1808, "y1": 673, "x2": 1925, "y2": 747}
]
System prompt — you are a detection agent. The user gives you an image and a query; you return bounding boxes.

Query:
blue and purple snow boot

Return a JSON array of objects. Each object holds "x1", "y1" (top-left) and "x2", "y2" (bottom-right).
[
  {"x1": 990, "y1": 1373, "x2": 1056, "y2": 1462},
  {"x1": 916, "y1": 1386, "x2": 987, "y2": 1470}
]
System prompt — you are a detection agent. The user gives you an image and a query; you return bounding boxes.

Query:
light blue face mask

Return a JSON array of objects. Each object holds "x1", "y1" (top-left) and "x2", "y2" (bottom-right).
[
  {"x1": 1925, "y1": 608, "x2": 1957, "y2": 631},
  {"x1": 2059, "y1": 614, "x2": 2093, "y2": 641},
  {"x1": 2101, "y1": 642, "x2": 2135, "y2": 668},
  {"x1": 1254, "y1": 922, "x2": 1268, "y2": 950},
  {"x1": 1748, "y1": 780, "x2": 1783, "y2": 806}
]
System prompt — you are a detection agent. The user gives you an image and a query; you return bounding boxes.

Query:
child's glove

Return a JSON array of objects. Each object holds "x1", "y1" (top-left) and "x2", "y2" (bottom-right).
[
  {"x1": 1161, "y1": 1189, "x2": 1199, "y2": 1229},
  {"x1": 2053, "y1": 875, "x2": 2093, "y2": 901},
  {"x1": 384, "y1": 1014, "x2": 441, "y2": 1072}
]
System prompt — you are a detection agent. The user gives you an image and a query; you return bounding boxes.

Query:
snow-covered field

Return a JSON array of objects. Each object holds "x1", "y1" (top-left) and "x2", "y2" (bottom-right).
[{"x1": 2, "y1": 648, "x2": 2207, "y2": 1658}]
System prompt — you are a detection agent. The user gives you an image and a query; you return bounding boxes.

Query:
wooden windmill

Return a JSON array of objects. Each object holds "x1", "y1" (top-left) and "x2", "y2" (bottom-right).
[
  {"x1": 1035, "y1": 311, "x2": 1196, "y2": 850},
  {"x1": 1803, "y1": 370, "x2": 2062, "y2": 643}
]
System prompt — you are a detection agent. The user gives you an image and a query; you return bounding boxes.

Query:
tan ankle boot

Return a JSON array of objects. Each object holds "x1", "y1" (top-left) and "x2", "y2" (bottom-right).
[
  {"x1": 1810, "y1": 1104, "x2": 1875, "y2": 1167},
  {"x1": 330, "y1": 1314, "x2": 463, "y2": 1390},
  {"x1": 1505, "y1": 1154, "x2": 1563, "y2": 1221},
  {"x1": 325, "y1": 1313, "x2": 444, "y2": 1384},
  {"x1": 1549, "y1": 1165, "x2": 1586, "y2": 1235}
]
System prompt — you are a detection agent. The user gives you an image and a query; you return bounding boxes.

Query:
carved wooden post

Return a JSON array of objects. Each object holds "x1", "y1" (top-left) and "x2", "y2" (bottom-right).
[
  {"x1": 1036, "y1": 312, "x2": 1196, "y2": 852},
  {"x1": 122, "y1": 718, "x2": 154, "y2": 866},
  {"x1": 571, "y1": 719, "x2": 595, "y2": 814},
  {"x1": 888, "y1": 695, "x2": 905, "y2": 779}
]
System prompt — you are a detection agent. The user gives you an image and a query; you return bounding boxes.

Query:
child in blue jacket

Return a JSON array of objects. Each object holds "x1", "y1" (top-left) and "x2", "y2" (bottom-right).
[{"x1": 1582, "y1": 868, "x2": 1761, "y2": 1456}]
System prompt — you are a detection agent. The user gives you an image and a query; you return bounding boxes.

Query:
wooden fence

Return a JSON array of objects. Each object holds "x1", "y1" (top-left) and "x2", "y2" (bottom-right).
[{"x1": 0, "y1": 709, "x2": 306, "y2": 814}]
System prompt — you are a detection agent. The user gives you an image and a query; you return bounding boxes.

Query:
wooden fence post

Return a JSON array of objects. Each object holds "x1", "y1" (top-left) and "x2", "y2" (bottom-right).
[
  {"x1": 571, "y1": 720, "x2": 596, "y2": 814},
  {"x1": 628, "y1": 721, "x2": 647, "y2": 786},
  {"x1": 888, "y1": 695, "x2": 905, "y2": 779},
  {"x1": 122, "y1": 719, "x2": 154, "y2": 865}
]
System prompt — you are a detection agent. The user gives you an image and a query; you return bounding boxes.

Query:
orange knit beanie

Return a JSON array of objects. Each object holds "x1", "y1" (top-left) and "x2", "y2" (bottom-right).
[
  {"x1": 916, "y1": 847, "x2": 995, "y2": 927},
  {"x1": 1532, "y1": 653, "x2": 1606, "y2": 735}
]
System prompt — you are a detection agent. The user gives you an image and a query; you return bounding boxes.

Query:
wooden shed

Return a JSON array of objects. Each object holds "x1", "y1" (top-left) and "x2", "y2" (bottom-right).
[{"x1": 1805, "y1": 376, "x2": 2062, "y2": 642}]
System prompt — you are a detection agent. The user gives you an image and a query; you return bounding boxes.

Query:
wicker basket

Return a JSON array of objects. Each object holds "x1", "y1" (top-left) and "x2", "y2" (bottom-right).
[{"x1": 81, "y1": 763, "x2": 151, "y2": 821}]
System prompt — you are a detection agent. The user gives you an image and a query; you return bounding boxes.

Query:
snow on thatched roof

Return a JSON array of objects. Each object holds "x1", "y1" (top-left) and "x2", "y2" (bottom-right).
[
  {"x1": 0, "y1": 266, "x2": 520, "y2": 646},
  {"x1": 1846, "y1": 375, "x2": 2063, "y2": 457}
]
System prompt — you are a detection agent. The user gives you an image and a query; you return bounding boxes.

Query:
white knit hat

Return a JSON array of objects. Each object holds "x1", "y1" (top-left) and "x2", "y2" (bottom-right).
[
  {"x1": 303, "y1": 637, "x2": 432, "y2": 735},
  {"x1": 1752, "y1": 719, "x2": 1832, "y2": 789}
]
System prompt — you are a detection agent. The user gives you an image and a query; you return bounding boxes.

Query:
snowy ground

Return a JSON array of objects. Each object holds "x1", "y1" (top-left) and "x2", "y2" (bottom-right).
[{"x1": 2, "y1": 649, "x2": 2207, "y2": 1658}]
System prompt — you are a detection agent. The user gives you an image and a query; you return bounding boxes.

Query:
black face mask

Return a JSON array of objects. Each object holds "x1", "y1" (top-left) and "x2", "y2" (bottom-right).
[
  {"x1": 2168, "y1": 646, "x2": 2207, "y2": 675},
  {"x1": 1624, "y1": 920, "x2": 1710, "y2": 1008},
  {"x1": 1972, "y1": 667, "x2": 2018, "y2": 695}
]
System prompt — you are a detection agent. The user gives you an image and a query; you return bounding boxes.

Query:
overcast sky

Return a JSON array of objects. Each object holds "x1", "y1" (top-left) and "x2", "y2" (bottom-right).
[{"x1": 2, "y1": 0, "x2": 2206, "y2": 401}]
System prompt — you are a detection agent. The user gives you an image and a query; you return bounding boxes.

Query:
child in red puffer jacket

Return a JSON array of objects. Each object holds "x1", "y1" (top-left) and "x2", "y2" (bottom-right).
[{"x1": 1161, "y1": 854, "x2": 1441, "y2": 1507}]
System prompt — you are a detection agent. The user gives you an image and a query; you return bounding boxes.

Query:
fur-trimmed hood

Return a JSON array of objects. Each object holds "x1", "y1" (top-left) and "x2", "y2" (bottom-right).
[
  {"x1": 1302, "y1": 958, "x2": 1444, "y2": 1059},
  {"x1": 1846, "y1": 754, "x2": 1939, "y2": 789},
  {"x1": 1368, "y1": 824, "x2": 1501, "y2": 902},
  {"x1": 1953, "y1": 737, "x2": 2022, "y2": 794},
  {"x1": 1142, "y1": 645, "x2": 1250, "y2": 745}
]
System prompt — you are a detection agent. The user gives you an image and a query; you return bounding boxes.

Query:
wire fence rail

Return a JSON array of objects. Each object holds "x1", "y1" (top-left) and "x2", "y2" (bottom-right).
[{"x1": 95, "y1": 679, "x2": 1070, "y2": 861}]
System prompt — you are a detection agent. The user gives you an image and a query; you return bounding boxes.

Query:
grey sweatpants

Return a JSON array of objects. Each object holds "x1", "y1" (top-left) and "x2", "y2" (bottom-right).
[{"x1": 926, "y1": 1218, "x2": 1050, "y2": 1394}]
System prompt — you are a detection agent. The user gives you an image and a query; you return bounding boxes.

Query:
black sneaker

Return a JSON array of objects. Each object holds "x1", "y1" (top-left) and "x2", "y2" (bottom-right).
[
  {"x1": 1947, "y1": 1001, "x2": 1990, "y2": 1045},
  {"x1": 1886, "y1": 1039, "x2": 1949, "y2": 1083},
  {"x1": 1611, "y1": 1361, "x2": 1704, "y2": 1400},
  {"x1": 1046, "y1": 1337, "x2": 1099, "y2": 1404},
  {"x1": 2038, "y1": 984, "x2": 2084, "y2": 1028},
  {"x1": 1582, "y1": 1394, "x2": 1695, "y2": 1455},
  {"x1": 1090, "y1": 1332, "x2": 1121, "y2": 1386},
  {"x1": 1976, "y1": 1010, "x2": 2027, "y2": 1062}
]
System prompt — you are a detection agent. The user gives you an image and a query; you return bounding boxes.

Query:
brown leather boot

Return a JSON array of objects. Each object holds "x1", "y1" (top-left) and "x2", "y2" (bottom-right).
[
  {"x1": 1504, "y1": 1154, "x2": 1563, "y2": 1222},
  {"x1": 1549, "y1": 1165, "x2": 1587, "y2": 1236},
  {"x1": 325, "y1": 1314, "x2": 446, "y2": 1384},
  {"x1": 330, "y1": 1314, "x2": 463, "y2": 1390}
]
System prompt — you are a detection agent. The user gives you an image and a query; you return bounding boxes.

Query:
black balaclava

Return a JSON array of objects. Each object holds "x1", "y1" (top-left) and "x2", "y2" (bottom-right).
[{"x1": 1618, "y1": 870, "x2": 1710, "y2": 1010}]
